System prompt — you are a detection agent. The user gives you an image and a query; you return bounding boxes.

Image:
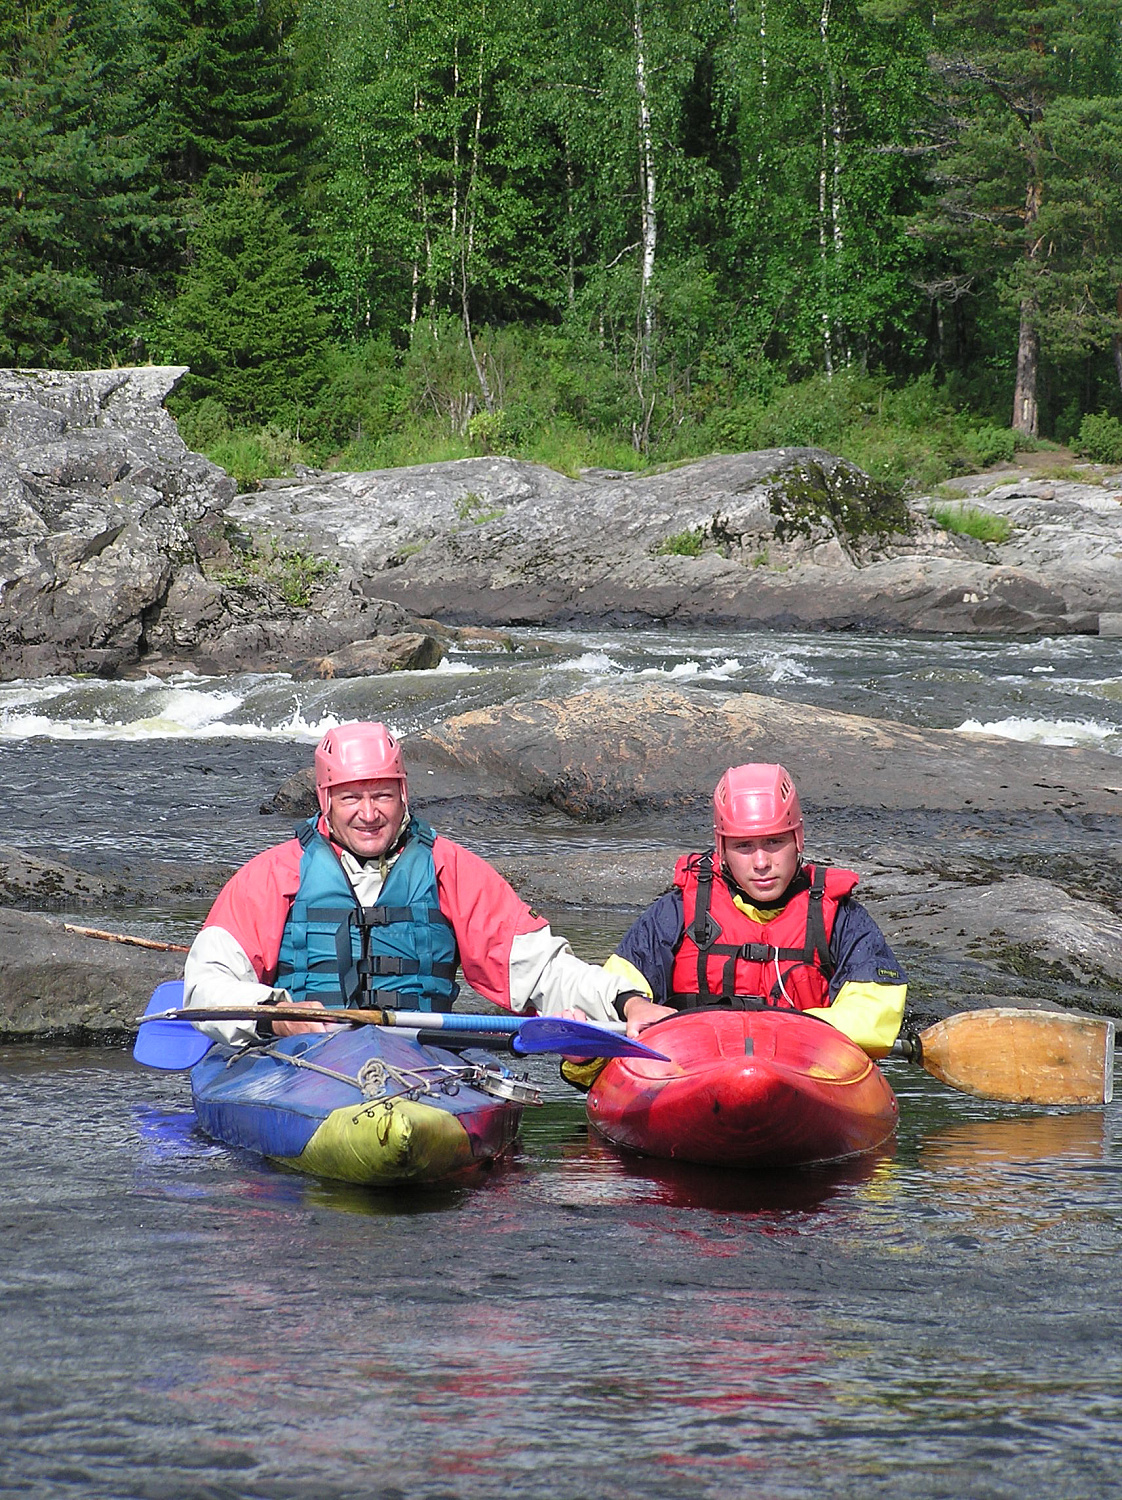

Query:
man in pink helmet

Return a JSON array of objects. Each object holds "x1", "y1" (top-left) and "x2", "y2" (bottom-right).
[
  {"x1": 600, "y1": 762, "x2": 907, "y2": 1057},
  {"x1": 184, "y1": 720, "x2": 635, "y2": 1043}
]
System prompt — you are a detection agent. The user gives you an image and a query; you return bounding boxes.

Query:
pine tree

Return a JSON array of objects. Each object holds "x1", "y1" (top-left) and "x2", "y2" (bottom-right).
[
  {"x1": 143, "y1": 0, "x2": 310, "y2": 202},
  {"x1": 0, "y1": 0, "x2": 166, "y2": 365},
  {"x1": 164, "y1": 175, "x2": 329, "y2": 422},
  {"x1": 921, "y1": 0, "x2": 1122, "y2": 433}
]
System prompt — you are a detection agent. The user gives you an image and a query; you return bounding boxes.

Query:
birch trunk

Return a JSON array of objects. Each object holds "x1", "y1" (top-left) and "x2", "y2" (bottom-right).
[
  {"x1": 633, "y1": 0, "x2": 657, "y2": 450},
  {"x1": 817, "y1": 0, "x2": 834, "y2": 377},
  {"x1": 1012, "y1": 117, "x2": 1043, "y2": 437},
  {"x1": 460, "y1": 28, "x2": 493, "y2": 413}
]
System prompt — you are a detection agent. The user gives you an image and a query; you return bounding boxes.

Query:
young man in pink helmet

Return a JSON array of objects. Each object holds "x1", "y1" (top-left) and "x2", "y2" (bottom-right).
[
  {"x1": 603, "y1": 763, "x2": 907, "y2": 1057},
  {"x1": 184, "y1": 720, "x2": 635, "y2": 1044}
]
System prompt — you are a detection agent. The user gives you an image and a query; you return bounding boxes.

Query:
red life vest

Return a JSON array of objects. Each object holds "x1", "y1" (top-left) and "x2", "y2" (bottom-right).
[{"x1": 669, "y1": 852, "x2": 859, "y2": 1011}]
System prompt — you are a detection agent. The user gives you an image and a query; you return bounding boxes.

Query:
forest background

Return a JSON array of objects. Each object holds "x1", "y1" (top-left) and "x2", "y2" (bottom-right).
[{"x1": 5, "y1": 0, "x2": 1122, "y2": 489}]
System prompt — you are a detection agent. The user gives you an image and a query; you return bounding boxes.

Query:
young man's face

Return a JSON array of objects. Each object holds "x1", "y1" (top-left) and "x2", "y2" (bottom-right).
[
  {"x1": 722, "y1": 831, "x2": 800, "y2": 904},
  {"x1": 325, "y1": 778, "x2": 406, "y2": 860}
]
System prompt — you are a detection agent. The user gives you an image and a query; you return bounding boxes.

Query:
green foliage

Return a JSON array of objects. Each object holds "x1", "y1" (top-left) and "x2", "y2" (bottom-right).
[
  {"x1": 208, "y1": 426, "x2": 312, "y2": 489},
  {"x1": 930, "y1": 504, "x2": 1013, "y2": 544},
  {"x1": 213, "y1": 537, "x2": 337, "y2": 607},
  {"x1": 161, "y1": 176, "x2": 329, "y2": 423},
  {"x1": 143, "y1": 0, "x2": 311, "y2": 200},
  {"x1": 9, "y1": 0, "x2": 1119, "y2": 459},
  {"x1": 961, "y1": 426, "x2": 1016, "y2": 469},
  {"x1": 655, "y1": 529, "x2": 705, "y2": 557},
  {"x1": 454, "y1": 490, "x2": 504, "y2": 524},
  {"x1": 0, "y1": 0, "x2": 169, "y2": 364},
  {"x1": 1076, "y1": 414, "x2": 1122, "y2": 466},
  {"x1": 174, "y1": 394, "x2": 313, "y2": 486}
]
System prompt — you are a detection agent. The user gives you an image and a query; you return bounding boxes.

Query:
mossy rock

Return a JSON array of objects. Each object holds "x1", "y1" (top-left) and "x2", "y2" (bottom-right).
[{"x1": 768, "y1": 460, "x2": 911, "y2": 545}]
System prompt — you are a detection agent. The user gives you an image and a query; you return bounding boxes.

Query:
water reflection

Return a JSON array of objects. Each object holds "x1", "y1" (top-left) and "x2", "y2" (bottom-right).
[
  {"x1": 919, "y1": 1109, "x2": 1107, "y2": 1170},
  {"x1": 528, "y1": 1128, "x2": 896, "y2": 1215}
]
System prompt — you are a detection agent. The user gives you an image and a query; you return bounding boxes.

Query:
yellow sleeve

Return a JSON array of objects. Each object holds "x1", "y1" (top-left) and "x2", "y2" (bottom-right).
[
  {"x1": 602, "y1": 953, "x2": 654, "y2": 999},
  {"x1": 804, "y1": 980, "x2": 906, "y2": 1058}
]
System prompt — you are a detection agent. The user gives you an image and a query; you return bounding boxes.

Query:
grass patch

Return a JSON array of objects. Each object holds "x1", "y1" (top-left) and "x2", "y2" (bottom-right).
[
  {"x1": 655, "y1": 528, "x2": 705, "y2": 556},
  {"x1": 455, "y1": 490, "x2": 505, "y2": 524},
  {"x1": 213, "y1": 539, "x2": 338, "y2": 607},
  {"x1": 930, "y1": 504, "x2": 1013, "y2": 544}
]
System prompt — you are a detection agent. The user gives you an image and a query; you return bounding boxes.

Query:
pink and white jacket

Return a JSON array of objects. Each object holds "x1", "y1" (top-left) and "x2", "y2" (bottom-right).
[{"x1": 184, "y1": 817, "x2": 630, "y2": 1045}]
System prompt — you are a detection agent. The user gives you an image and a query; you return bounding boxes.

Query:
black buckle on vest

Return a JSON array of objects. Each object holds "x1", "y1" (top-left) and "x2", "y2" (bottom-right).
[
  {"x1": 738, "y1": 942, "x2": 775, "y2": 964},
  {"x1": 367, "y1": 955, "x2": 421, "y2": 977}
]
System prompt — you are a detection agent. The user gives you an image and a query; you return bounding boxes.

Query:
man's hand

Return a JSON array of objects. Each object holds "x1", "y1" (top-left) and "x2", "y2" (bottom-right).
[
  {"x1": 269, "y1": 1000, "x2": 334, "y2": 1037},
  {"x1": 620, "y1": 995, "x2": 676, "y2": 1037}
]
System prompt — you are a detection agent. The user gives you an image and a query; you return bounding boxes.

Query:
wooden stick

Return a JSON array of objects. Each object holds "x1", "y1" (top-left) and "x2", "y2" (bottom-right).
[
  {"x1": 899, "y1": 1008, "x2": 1115, "y2": 1106},
  {"x1": 63, "y1": 923, "x2": 190, "y2": 954}
]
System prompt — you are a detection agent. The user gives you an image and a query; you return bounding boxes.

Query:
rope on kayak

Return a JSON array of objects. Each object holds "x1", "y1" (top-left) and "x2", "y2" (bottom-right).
[{"x1": 241, "y1": 1042, "x2": 541, "y2": 1106}]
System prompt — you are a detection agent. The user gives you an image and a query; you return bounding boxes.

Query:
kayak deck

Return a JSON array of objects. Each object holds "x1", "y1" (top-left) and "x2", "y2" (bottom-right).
[
  {"x1": 190, "y1": 1025, "x2": 524, "y2": 1186},
  {"x1": 587, "y1": 1009, "x2": 898, "y2": 1168}
]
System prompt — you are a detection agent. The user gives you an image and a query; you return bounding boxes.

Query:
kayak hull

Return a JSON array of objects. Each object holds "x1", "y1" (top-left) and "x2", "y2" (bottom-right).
[
  {"x1": 586, "y1": 1010, "x2": 898, "y2": 1168},
  {"x1": 190, "y1": 1026, "x2": 523, "y2": 1186}
]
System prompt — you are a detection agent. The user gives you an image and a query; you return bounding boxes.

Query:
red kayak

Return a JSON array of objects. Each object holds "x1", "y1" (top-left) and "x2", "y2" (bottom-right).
[{"x1": 586, "y1": 1009, "x2": 898, "y2": 1168}]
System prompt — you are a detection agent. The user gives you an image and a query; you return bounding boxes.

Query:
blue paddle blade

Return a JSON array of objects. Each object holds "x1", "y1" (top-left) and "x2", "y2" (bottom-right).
[
  {"x1": 511, "y1": 1017, "x2": 669, "y2": 1061},
  {"x1": 133, "y1": 980, "x2": 214, "y2": 1070}
]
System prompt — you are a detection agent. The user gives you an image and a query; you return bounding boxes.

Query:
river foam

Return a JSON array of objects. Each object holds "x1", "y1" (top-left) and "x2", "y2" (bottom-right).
[{"x1": 955, "y1": 713, "x2": 1122, "y2": 752}]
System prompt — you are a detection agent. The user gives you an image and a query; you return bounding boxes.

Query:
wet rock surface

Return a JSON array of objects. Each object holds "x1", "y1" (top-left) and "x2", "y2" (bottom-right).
[
  {"x1": 0, "y1": 909, "x2": 173, "y2": 1038},
  {"x1": 420, "y1": 681, "x2": 1122, "y2": 819}
]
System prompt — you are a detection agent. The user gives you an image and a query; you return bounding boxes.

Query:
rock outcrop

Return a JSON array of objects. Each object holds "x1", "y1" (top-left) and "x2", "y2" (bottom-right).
[
  {"x1": 0, "y1": 368, "x2": 446, "y2": 679},
  {"x1": 0, "y1": 908, "x2": 174, "y2": 1038},
  {"x1": 4, "y1": 365, "x2": 1122, "y2": 675},
  {"x1": 227, "y1": 451, "x2": 1120, "y2": 635}
]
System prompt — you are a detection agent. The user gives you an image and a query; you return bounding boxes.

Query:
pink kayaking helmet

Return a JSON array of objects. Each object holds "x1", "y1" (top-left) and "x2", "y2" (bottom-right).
[
  {"x1": 314, "y1": 721, "x2": 408, "y2": 814},
  {"x1": 713, "y1": 763, "x2": 804, "y2": 859}
]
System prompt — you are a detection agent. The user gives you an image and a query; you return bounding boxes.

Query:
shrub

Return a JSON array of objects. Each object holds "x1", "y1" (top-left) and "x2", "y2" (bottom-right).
[
  {"x1": 1076, "y1": 413, "x2": 1122, "y2": 465},
  {"x1": 962, "y1": 426, "x2": 1016, "y2": 469},
  {"x1": 214, "y1": 538, "x2": 338, "y2": 607},
  {"x1": 930, "y1": 504, "x2": 1012, "y2": 544},
  {"x1": 207, "y1": 425, "x2": 312, "y2": 489}
]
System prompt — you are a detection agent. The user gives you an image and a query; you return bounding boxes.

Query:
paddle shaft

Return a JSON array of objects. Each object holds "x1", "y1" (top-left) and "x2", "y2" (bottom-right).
[{"x1": 141, "y1": 1004, "x2": 628, "y2": 1034}]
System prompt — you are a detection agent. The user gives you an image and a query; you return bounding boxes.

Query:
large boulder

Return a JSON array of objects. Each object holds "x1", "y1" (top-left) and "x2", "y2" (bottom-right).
[
  {"x1": 419, "y1": 681, "x2": 1122, "y2": 820},
  {"x1": 0, "y1": 367, "x2": 236, "y2": 678},
  {"x1": 0, "y1": 909, "x2": 177, "y2": 1038}
]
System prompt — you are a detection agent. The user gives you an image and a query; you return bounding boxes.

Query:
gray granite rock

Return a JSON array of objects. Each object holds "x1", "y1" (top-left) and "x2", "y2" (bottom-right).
[
  {"x1": 0, "y1": 908, "x2": 176, "y2": 1038},
  {"x1": 419, "y1": 680, "x2": 1122, "y2": 820},
  {"x1": 226, "y1": 450, "x2": 1120, "y2": 635},
  {"x1": 0, "y1": 368, "x2": 452, "y2": 679}
]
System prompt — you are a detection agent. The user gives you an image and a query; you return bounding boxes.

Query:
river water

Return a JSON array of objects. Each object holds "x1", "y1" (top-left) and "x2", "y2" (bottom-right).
[{"x1": 2, "y1": 629, "x2": 1122, "y2": 1498}]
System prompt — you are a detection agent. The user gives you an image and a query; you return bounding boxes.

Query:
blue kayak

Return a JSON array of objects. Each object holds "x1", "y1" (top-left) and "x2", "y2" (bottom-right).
[{"x1": 190, "y1": 1024, "x2": 528, "y2": 1186}]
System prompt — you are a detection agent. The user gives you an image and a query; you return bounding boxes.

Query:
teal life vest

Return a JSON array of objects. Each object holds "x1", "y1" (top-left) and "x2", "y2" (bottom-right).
[{"x1": 275, "y1": 815, "x2": 459, "y2": 1011}]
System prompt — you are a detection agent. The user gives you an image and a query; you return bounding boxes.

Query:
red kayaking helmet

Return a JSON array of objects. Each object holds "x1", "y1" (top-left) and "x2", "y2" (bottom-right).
[
  {"x1": 713, "y1": 763, "x2": 804, "y2": 858},
  {"x1": 314, "y1": 721, "x2": 408, "y2": 814}
]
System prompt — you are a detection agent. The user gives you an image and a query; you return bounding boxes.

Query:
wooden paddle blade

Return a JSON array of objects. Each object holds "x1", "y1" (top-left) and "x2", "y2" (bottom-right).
[{"x1": 918, "y1": 1008, "x2": 1115, "y2": 1106}]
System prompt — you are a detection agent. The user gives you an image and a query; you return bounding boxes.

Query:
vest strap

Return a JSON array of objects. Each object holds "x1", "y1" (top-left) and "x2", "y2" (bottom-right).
[
  {"x1": 683, "y1": 857, "x2": 836, "y2": 1002},
  {"x1": 359, "y1": 904, "x2": 452, "y2": 929}
]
